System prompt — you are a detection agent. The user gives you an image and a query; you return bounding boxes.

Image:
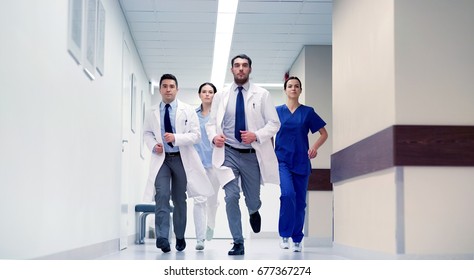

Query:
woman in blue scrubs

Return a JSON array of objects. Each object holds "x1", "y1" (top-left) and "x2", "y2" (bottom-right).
[{"x1": 275, "y1": 76, "x2": 328, "y2": 252}]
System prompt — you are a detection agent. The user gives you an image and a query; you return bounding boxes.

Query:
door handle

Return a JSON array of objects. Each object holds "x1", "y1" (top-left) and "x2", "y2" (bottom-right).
[{"x1": 122, "y1": 140, "x2": 129, "y2": 152}]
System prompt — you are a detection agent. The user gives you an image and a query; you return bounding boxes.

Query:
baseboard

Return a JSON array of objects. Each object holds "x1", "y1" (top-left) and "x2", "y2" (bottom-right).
[
  {"x1": 303, "y1": 236, "x2": 333, "y2": 247},
  {"x1": 332, "y1": 243, "x2": 474, "y2": 260},
  {"x1": 34, "y1": 238, "x2": 124, "y2": 260}
]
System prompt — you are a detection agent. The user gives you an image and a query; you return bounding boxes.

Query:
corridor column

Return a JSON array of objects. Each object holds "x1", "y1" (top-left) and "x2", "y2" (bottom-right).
[
  {"x1": 290, "y1": 45, "x2": 333, "y2": 246},
  {"x1": 332, "y1": 0, "x2": 474, "y2": 258}
]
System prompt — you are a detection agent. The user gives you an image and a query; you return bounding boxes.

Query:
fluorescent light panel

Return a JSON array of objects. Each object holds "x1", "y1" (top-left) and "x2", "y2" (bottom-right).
[{"x1": 210, "y1": 0, "x2": 238, "y2": 89}]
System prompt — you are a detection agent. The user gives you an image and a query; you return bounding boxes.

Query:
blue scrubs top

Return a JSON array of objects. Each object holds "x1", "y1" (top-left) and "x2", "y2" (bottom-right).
[
  {"x1": 275, "y1": 104, "x2": 326, "y2": 176},
  {"x1": 194, "y1": 106, "x2": 212, "y2": 168}
]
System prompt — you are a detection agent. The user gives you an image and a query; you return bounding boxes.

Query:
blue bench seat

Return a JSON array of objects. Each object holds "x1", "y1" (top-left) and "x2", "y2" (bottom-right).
[{"x1": 134, "y1": 204, "x2": 173, "y2": 244}]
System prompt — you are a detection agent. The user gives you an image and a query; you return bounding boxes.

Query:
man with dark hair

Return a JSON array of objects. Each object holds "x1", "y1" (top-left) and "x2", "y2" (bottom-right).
[
  {"x1": 143, "y1": 74, "x2": 213, "y2": 253},
  {"x1": 206, "y1": 54, "x2": 280, "y2": 255}
]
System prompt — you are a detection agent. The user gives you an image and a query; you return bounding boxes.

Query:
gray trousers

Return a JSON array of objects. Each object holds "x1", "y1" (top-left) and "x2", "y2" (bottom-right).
[
  {"x1": 154, "y1": 154, "x2": 187, "y2": 240},
  {"x1": 223, "y1": 146, "x2": 261, "y2": 244}
]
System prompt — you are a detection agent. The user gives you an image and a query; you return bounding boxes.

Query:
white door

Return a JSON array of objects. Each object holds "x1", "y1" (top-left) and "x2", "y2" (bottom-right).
[{"x1": 120, "y1": 38, "x2": 131, "y2": 250}]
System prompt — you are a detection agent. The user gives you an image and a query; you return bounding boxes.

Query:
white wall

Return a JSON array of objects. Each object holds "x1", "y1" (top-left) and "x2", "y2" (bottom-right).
[
  {"x1": 292, "y1": 46, "x2": 333, "y2": 168},
  {"x1": 304, "y1": 46, "x2": 332, "y2": 169},
  {"x1": 290, "y1": 45, "x2": 333, "y2": 245},
  {"x1": 0, "y1": 0, "x2": 150, "y2": 259}
]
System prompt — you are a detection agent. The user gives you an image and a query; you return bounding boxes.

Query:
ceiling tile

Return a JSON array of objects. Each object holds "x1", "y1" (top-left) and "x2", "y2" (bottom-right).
[{"x1": 119, "y1": 0, "x2": 332, "y2": 90}]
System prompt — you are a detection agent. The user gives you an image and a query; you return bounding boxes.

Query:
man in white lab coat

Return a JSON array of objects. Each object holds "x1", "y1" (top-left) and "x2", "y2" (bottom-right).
[
  {"x1": 206, "y1": 54, "x2": 280, "y2": 255},
  {"x1": 143, "y1": 74, "x2": 213, "y2": 253}
]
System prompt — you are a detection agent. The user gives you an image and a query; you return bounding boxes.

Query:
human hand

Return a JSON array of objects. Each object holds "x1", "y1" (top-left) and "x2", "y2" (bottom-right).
[
  {"x1": 240, "y1": 131, "x2": 256, "y2": 144},
  {"x1": 164, "y1": 132, "x2": 175, "y2": 145},
  {"x1": 153, "y1": 143, "x2": 164, "y2": 154},
  {"x1": 308, "y1": 148, "x2": 318, "y2": 159},
  {"x1": 213, "y1": 134, "x2": 226, "y2": 147}
]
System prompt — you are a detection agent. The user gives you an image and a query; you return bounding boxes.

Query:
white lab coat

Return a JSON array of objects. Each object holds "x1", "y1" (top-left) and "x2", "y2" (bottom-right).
[
  {"x1": 142, "y1": 99, "x2": 213, "y2": 202},
  {"x1": 205, "y1": 83, "x2": 281, "y2": 187}
]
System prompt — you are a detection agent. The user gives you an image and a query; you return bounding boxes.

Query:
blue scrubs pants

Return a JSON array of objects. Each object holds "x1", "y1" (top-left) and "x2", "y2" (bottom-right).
[{"x1": 278, "y1": 162, "x2": 308, "y2": 243}]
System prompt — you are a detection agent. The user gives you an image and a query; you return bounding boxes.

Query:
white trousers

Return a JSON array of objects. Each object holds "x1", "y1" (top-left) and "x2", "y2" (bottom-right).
[{"x1": 193, "y1": 167, "x2": 221, "y2": 240}]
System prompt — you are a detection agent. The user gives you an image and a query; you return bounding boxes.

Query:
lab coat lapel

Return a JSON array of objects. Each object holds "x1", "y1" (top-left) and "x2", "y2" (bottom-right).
[
  {"x1": 217, "y1": 90, "x2": 231, "y2": 129},
  {"x1": 153, "y1": 108, "x2": 163, "y2": 138},
  {"x1": 175, "y1": 101, "x2": 185, "y2": 132}
]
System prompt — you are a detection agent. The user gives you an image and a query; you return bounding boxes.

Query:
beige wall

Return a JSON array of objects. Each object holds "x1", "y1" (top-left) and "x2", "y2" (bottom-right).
[
  {"x1": 332, "y1": 0, "x2": 395, "y2": 151},
  {"x1": 395, "y1": 0, "x2": 474, "y2": 125},
  {"x1": 332, "y1": 0, "x2": 474, "y2": 258},
  {"x1": 333, "y1": 168, "x2": 398, "y2": 254},
  {"x1": 403, "y1": 167, "x2": 474, "y2": 255}
]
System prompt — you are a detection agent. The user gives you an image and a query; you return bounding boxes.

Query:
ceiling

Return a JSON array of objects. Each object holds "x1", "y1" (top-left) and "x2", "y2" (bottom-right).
[{"x1": 119, "y1": 0, "x2": 332, "y2": 91}]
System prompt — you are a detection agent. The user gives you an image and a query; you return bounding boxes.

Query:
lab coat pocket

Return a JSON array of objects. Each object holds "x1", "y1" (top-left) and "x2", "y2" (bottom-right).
[{"x1": 247, "y1": 102, "x2": 264, "y2": 129}]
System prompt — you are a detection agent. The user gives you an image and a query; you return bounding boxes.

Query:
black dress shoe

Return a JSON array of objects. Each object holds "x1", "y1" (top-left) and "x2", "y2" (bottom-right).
[
  {"x1": 156, "y1": 237, "x2": 171, "y2": 253},
  {"x1": 249, "y1": 211, "x2": 261, "y2": 233},
  {"x1": 228, "y1": 243, "x2": 244, "y2": 255},
  {"x1": 176, "y1": 238, "x2": 186, "y2": 251}
]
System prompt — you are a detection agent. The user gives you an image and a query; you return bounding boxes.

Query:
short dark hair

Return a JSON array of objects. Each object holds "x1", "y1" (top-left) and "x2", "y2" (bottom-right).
[
  {"x1": 160, "y1": 73, "x2": 178, "y2": 88},
  {"x1": 198, "y1": 82, "x2": 217, "y2": 94},
  {"x1": 284, "y1": 76, "x2": 302, "y2": 90},
  {"x1": 231, "y1": 54, "x2": 252, "y2": 68}
]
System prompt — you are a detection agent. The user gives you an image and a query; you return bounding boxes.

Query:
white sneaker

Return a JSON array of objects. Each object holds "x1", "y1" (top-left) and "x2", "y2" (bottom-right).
[
  {"x1": 195, "y1": 239, "x2": 205, "y2": 250},
  {"x1": 280, "y1": 237, "x2": 290, "y2": 249},
  {"x1": 206, "y1": 226, "x2": 214, "y2": 241},
  {"x1": 293, "y1": 242, "x2": 302, "y2": 252}
]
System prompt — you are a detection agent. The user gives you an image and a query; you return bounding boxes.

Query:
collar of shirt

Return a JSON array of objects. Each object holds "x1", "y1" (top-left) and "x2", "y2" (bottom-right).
[
  {"x1": 232, "y1": 82, "x2": 250, "y2": 94},
  {"x1": 196, "y1": 104, "x2": 203, "y2": 113},
  {"x1": 160, "y1": 99, "x2": 177, "y2": 111}
]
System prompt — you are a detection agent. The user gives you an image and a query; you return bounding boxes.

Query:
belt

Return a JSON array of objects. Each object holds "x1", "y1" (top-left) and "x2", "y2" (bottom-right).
[
  {"x1": 165, "y1": 152, "x2": 180, "y2": 157},
  {"x1": 225, "y1": 143, "x2": 256, "y2": 154}
]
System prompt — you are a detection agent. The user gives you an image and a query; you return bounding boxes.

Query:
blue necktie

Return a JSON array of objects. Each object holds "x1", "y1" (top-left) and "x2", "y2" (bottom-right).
[
  {"x1": 164, "y1": 104, "x2": 173, "y2": 147},
  {"x1": 235, "y1": 86, "x2": 245, "y2": 142}
]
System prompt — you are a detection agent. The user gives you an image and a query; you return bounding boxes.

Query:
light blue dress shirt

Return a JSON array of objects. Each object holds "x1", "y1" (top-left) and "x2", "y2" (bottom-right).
[
  {"x1": 223, "y1": 83, "x2": 252, "y2": 149},
  {"x1": 194, "y1": 106, "x2": 212, "y2": 168}
]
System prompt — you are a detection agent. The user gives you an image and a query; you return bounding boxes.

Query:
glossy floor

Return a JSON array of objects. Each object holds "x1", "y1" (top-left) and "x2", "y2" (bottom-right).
[{"x1": 98, "y1": 237, "x2": 348, "y2": 260}]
